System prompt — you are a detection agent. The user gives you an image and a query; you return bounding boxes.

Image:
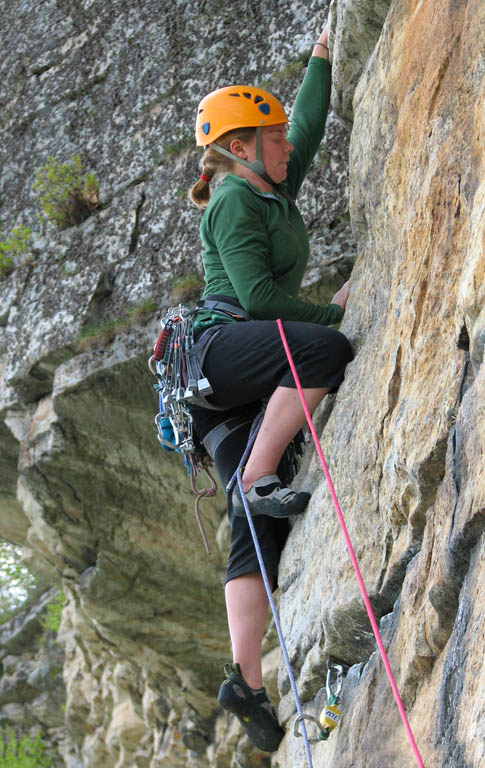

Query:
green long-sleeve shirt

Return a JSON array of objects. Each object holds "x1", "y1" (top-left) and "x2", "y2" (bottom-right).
[{"x1": 195, "y1": 56, "x2": 343, "y2": 331}]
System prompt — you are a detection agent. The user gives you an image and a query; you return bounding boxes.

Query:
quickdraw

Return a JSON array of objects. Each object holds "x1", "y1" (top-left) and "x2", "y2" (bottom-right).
[
  {"x1": 293, "y1": 661, "x2": 345, "y2": 743},
  {"x1": 149, "y1": 305, "x2": 217, "y2": 554}
]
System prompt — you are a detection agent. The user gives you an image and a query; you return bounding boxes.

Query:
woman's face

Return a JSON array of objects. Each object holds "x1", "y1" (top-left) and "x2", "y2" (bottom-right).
[{"x1": 244, "y1": 124, "x2": 294, "y2": 184}]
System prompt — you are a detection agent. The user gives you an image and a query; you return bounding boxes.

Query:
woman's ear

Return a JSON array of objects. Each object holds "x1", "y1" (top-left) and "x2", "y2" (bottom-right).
[{"x1": 229, "y1": 138, "x2": 247, "y2": 159}]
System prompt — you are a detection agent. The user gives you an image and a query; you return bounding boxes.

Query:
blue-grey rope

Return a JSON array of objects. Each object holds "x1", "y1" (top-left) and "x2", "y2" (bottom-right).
[{"x1": 227, "y1": 414, "x2": 314, "y2": 768}]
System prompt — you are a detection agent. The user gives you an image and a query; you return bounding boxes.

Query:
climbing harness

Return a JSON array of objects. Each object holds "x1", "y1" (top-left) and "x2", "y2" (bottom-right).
[
  {"x1": 276, "y1": 318, "x2": 425, "y2": 768},
  {"x1": 293, "y1": 662, "x2": 344, "y2": 743}
]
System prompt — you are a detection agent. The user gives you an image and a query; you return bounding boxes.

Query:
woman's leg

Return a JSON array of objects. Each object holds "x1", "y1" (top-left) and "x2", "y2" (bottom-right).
[
  {"x1": 225, "y1": 572, "x2": 270, "y2": 689},
  {"x1": 193, "y1": 414, "x2": 287, "y2": 689},
  {"x1": 220, "y1": 570, "x2": 285, "y2": 752},
  {"x1": 242, "y1": 385, "x2": 329, "y2": 491}
]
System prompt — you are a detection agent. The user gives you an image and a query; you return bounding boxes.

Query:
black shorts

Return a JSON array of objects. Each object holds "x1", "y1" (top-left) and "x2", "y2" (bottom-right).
[
  {"x1": 201, "y1": 319, "x2": 352, "y2": 406},
  {"x1": 190, "y1": 319, "x2": 353, "y2": 585}
]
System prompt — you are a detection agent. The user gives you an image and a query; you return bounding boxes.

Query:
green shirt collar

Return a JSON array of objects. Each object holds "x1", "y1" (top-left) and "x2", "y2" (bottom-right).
[{"x1": 223, "y1": 173, "x2": 293, "y2": 203}]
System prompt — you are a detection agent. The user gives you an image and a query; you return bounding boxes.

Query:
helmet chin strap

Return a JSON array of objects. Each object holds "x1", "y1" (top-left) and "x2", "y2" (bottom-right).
[{"x1": 211, "y1": 127, "x2": 275, "y2": 187}]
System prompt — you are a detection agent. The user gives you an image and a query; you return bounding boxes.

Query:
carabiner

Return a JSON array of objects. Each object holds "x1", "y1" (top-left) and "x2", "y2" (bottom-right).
[
  {"x1": 326, "y1": 662, "x2": 344, "y2": 700},
  {"x1": 293, "y1": 713, "x2": 327, "y2": 743}
]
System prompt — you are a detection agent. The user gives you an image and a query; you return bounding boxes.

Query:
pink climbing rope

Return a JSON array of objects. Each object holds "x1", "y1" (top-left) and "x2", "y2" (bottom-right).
[{"x1": 276, "y1": 319, "x2": 425, "y2": 768}]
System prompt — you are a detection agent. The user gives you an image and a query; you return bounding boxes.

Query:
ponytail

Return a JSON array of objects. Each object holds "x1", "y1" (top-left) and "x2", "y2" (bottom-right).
[
  {"x1": 189, "y1": 127, "x2": 256, "y2": 209},
  {"x1": 190, "y1": 173, "x2": 213, "y2": 209}
]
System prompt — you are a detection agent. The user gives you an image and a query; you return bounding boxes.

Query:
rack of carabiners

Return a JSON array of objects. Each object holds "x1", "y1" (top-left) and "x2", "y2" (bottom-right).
[
  {"x1": 148, "y1": 305, "x2": 218, "y2": 553},
  {"x1": 293, "y1": 661, "x2": 345, "y2": 743},
  {"x1": 148, "y1": 304, "x2": 211, "y2": 463}
]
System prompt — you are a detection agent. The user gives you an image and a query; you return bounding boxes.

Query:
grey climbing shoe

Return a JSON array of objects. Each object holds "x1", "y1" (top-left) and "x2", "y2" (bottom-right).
[
  {"x1": 218, "y1": 663, "x2": 284, "y2": 752},
  {"x1": 232, "y1": 474, "x2": 311, "y2": 518}
]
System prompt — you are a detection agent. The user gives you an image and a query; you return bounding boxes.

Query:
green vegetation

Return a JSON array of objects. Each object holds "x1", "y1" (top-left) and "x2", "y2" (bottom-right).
[
  {"x1": 0, "y1": 224, "x2": 32, "y2": 257},
  {"x1": 170, "y1": 274, "x2": 204, "y2": 304},
  {"x1": 33, "y1": 154, "x2": 99, "y2": 229},
  {"x1": 49, "y1": 664, "x2": 64, "y2": 680},
  {"x1": 78, "y1": 299, "x2": 157, "y2": 350},
  {"x1": 0, "y1": 154, "x2": 100, "y2": 277},
  {"x1": 0, "y1": 540, "x2": 38, "y2": 625},
  {"x1": 0, "y1": 225, "x2": 32, "y2": 278},
  {"x1": 0, "y1": 728, "x2": 52, "y2": 767},
  {"x1": 0, "y1": 251, "x2": 12, "y2": 278},
  {"x1": 40, "y1": 590, "x2": 65, "y2": 635}
]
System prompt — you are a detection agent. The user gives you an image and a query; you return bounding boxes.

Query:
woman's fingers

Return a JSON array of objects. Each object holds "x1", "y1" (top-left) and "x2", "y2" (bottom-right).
[{"x1": 331, "y1": 280, "x2": 350, "y2": 311}]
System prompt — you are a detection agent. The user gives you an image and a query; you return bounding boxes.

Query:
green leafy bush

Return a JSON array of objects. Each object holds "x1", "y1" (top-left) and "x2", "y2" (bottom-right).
[
  {"x1": 33, "y1": 154, "x2": 99, "y2": 229},
  {"x1": 40, "y1": 590, "x2": 66, "y2": 635},
  {"x1": 0, "y1": 728, "x2": 52, "y2": 767},
  {"x1": 0, "y1": 225, "x2": 32, "y2": 277}
]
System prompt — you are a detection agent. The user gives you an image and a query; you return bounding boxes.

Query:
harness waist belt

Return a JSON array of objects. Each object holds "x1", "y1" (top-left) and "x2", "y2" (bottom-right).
[{"x1": 196, "y1": 298, "x2": 252, "y2": 322}]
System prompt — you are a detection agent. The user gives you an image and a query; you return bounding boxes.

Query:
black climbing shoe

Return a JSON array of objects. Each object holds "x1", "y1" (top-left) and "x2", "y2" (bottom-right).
[
  {"x1": 232, "y1": 474, "x2": 311, "y2": 518},
  {"x1": 218, "y1": 663, "x2": 284, "y2": 752}
]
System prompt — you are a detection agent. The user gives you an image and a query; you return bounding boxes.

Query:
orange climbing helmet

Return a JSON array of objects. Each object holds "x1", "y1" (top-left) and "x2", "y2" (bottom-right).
[{"x1": 195, "y1": 85, "x2": 289, "y2": 146}]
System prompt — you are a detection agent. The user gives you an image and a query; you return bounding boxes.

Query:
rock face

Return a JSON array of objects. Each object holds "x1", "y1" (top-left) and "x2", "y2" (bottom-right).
[
  {"x1": 0, "y1": 1, "x2": 483, "y2": 767},
  {"x1": 0, "y1": 589, "x2": 66, "y2": 766},
  {"x1": 277, "y1": 2, "x2": 485, "y2": 767}
]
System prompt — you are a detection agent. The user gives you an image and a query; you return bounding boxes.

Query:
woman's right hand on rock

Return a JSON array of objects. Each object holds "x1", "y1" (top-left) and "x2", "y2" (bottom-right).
[{"x1": 331, "y1": 280, "x2": 350, "y2": 312}]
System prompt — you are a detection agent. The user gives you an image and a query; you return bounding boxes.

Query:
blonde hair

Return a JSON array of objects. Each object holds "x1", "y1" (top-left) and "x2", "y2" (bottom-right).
[{"x1": 189, "y1": 127, "x2": 256, "y2": 209}]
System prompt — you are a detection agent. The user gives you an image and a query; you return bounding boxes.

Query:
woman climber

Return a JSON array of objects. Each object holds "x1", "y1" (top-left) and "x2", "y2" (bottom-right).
[{"x1": 187, "y1": 23, "x2": 353, "y2": 752}]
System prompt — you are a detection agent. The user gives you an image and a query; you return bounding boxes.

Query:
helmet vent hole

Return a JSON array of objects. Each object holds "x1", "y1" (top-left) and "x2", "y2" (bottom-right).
[
  {"x1": 254, "y1": 95, "x2": 264, "y2": 104},
  {"x1": 257, "y1": 103, "x2": 270, "y2": 115},
  {"x1": 243, "y1": 92, "x2": 252, "y2": 99},
  {"x1": 201, "y1": 122, "x2": 211, "y2": 135},
  {"x1": 229, "y1": 93, "x2": 241, "y2": 97}
]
